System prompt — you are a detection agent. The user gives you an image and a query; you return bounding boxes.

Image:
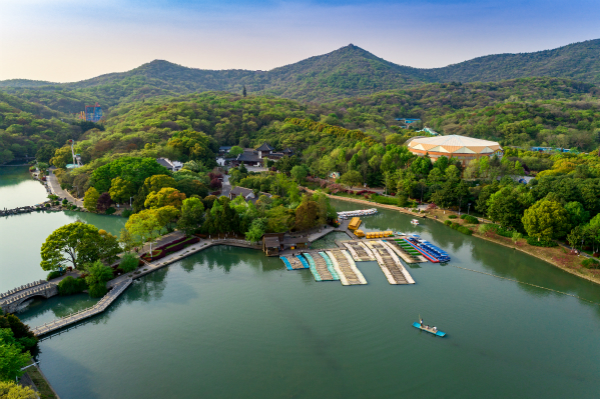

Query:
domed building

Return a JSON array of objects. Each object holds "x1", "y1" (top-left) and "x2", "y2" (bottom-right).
[{"x1": 406, "y1": 135, "x2": 503, "y2": 165}]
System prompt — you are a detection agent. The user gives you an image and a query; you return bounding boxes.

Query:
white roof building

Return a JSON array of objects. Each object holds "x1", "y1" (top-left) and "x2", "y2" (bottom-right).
[{"x1": 406, "y1": 135, "x2": 503, "y2": 164}]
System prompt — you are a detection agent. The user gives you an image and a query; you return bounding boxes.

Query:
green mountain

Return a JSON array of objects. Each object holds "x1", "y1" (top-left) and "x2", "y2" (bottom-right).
[
  {"x1": 422, "y1": 39, "x2": 600, "y2": 84},
  {"x1": 3, "y1": 39, "x2": 600, "y2": 115}
]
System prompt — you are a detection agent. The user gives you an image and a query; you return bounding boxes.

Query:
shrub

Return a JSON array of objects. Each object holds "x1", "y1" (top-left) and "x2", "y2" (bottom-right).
[
  {"x1": 88, "y1": 284, "x2": 107, "y2": 298},
  {"x1": 119, "y1": 253, "x2": 139, "y2": 273},
  {"x1": 105, "y1": 207, "x2": 116, "y2": 215},
  {"x1": 462, "y1": 215, "x2": 479, "y2": 224},
  {"x1": 122, "y1": 209, "x2": 133, "y2": 218},
  {"x1": 448, "y1": 215, "x2": 457, "y2": 219},
  {"x1": 57, "y1": 276, "x2": 87, "y2": 295},
  {"x1": 581, "y1": 258, "x2": 600, "y2": 269},
  {"x1": 457, "y1": 226, "x2": 473, "y2": 235},
  {"x1": 46, "y1": 270, "x2": 63, "y2": 280},
  {"x1": 444, "y1": 220, "x2": 452, "y2": 226},
  {"x1": 526, "y1": 237, "x2": 558, "y2": 247},
  {"x1": 371, "y1": 194, "x2": 399, "y2": 206}
]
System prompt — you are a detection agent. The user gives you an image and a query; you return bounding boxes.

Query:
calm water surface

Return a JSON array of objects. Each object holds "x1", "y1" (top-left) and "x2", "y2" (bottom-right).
[
  {"x1": 5, "y1": 168, "x2": 600, "y2": 398},
  {"x1": 0, "y1": 165, "x2": 48, "y2": 208},
  {"x1": 0, "y1": 166, "x2": 126, "y2": 291}
]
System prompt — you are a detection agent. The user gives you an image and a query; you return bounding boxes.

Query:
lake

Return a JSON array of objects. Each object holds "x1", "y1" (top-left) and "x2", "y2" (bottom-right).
[{"x1": 3, "y1": 167, "x2": 600, "y2": 398}]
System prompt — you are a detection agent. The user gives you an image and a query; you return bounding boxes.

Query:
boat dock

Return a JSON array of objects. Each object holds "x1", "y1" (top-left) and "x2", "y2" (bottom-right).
[
  {"x1": 385, "y1": 239, "x2": 428, "y2": 263},
  {"x1": 326, "y1": 249, "x2": 367, "y2": 286},
  {"x1": 365, "y1": 240, "x2": 415, "y2": 285},
  {"x1": 342, "y1": 241, "x2": 376, "y2": 262},
  {"x1": 303, "y1": 253, "x2": 339, "y2": 281},
  {"x1": 281, "y1": 255, "x2": 308, "y2": 270}
]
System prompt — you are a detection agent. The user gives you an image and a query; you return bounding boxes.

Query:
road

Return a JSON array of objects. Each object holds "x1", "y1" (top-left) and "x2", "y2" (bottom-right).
[{"x1": 47, "y1": 167, "x2": 84, "y2": 207}]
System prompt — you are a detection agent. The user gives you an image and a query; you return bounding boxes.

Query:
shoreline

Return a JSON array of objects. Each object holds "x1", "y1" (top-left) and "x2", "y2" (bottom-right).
[{"x1": 305, "y1": 188, "x2": 600, "y2": 286}]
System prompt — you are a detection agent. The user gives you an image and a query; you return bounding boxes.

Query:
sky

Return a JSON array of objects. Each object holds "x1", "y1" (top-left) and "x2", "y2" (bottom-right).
[{"x1": 1, "y1": 0, "x2": 600, "y2": 82}]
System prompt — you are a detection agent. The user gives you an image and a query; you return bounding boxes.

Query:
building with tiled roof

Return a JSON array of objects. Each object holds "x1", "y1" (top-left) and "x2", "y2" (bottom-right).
[{"x1": 406, "y1": 135, "x2": 503, "y2": 164}]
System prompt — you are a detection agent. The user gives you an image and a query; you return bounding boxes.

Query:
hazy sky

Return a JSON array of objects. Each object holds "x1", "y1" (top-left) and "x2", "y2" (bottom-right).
[{"x1": 1, "y1": 0, "x2": 599, "y2": 82}]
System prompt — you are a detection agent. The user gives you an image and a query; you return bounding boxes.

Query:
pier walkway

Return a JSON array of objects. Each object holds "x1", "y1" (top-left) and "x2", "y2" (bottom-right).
[
  {"x1": 342, "y1": 241, "x2": 376, "y2": 262},
  {"x1": 366, "y1": 241, "x2": 415, "y2": 285},
  {"x1": 32, "y1": 279, "x2": 132, "y2": 337},
  {"x1": 326, "y1": 249, "x2": 367, "y2": 286},
  {"x1": 303, "y1": 253, "x2": 339, "y2": 281}
]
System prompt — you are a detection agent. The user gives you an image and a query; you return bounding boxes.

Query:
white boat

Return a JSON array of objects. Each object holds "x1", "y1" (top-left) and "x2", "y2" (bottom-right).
[
  {"x1": 336, "y1": 208, "x2": 378, "y2": 219},
  {"x1": 410, "y1": 219, "x2": 419, "y2": 225}
]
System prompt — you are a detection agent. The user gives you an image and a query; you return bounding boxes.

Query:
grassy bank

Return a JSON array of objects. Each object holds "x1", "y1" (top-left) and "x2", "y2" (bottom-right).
[{"x1": 26, "y1": 364, "x2": 60, "y2": 399}]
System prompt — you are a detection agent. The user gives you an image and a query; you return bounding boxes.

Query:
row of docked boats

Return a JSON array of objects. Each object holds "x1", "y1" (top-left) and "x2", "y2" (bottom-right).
[
  {"x1": 402, "y1": 235, "x2": 451, "y2": 263},
  {"x1": 337, "y1": 208, "x2": 378, "y2": 220}
]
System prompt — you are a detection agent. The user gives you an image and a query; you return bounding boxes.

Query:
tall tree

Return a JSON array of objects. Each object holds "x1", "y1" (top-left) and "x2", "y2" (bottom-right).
[
  {"x1": 83, "y1": 187, "x2": 100, "y2": 212},
  {"x1": 177, "y1": 197, "x2": 205, "y2": 236},
  {"x1": 522, "y1": 199, "x2": 570, "y2": 241},
  {"x1": 40, "y1": 222, "x2": 119, "y2": 271}
]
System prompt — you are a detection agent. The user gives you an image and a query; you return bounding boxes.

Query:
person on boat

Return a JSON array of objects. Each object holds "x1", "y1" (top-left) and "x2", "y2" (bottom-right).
[
  {"x1": 420, "y1": 318, "x2": 424, "y2": 327},
  {"x1": 433, "y1": 326, "x2": 437, "y2": 332}
]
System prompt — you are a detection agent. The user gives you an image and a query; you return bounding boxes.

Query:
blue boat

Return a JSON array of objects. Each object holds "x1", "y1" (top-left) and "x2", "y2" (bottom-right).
[{"x1": 412, "y1": 322, "x2": 446, "y2": 337}]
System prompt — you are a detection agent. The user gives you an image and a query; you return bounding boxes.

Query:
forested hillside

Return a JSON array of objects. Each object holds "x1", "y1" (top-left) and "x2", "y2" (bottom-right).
[
  {"x1": 0, "y1": 92, "x2": 88, "y2": 164},
  {"x1": 424, "y1": 39, "x2": 600, "y2": 84},
  {"x1": 4, "y1": 39, "x2": 600, "y2": 115}
]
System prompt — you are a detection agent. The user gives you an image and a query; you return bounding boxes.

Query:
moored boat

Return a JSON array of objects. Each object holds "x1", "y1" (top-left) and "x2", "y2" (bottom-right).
[
  {"x1": 410, "y1": 219, "x2": 419, "y2": 225},
  {"x1": 412, "y1": 322, "x2": 446, "y2": 337}
]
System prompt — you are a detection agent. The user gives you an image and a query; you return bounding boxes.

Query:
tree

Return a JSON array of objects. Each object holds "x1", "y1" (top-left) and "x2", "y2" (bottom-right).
[
  {"x1": 487, "y1": 185, "x2": 532, "y2": 231},
  {"x1": 90, "y1": 157, "x2": 170, "y2": 194},
  {"x1": 567, "y1": 225, "x2": 585, "y2": 249},
  {"x1": 125, "y1": 209, "x2": 163, "y2": 254},
  {"x1": 109, "y1": 177, "x2": 136, "y2": 204},
  {"x1": 176, "y1": 178, "x2": 208, "y2": 198},
  {"x1": 245, "y1": 218, "x2": 266, "y2": 242},
  {"x1": 50, "y1": 146, "x2": 72, "y2": 169},
  {"x1": 266, "y1": 205, "x2": 294, "y2": 233},
  {"x1": 35, "y1": 144, "x2": 56, "y2": 163},
  {"x1": 144, "y1": 187, "x2": 186, "y2": 209},
  {"x1": 83, "y1": 187, "x2": 100, "y2": 212},
  {"x1": 0, "y1": 381, "x2": 37, "y2": 399},
  {"x1": 40, "y1": 222, "x2": 120, "y2": 271},
  {"x1": 294, "y1": 197, "x2": 320, "y2": 231},
  {"x1": 340, "y1": 170, "x2": 362, "y2": 187},
  {"x1": 242, "y1": 86, "x2": 247, "y2": 97},
  {"x1": 209, "y1": 178, "x2": 222, "y2": 190},
  {"x1": 0, "y1": 329, "x2": 30, "y2": 382},
  {"x1": 156, "y1": 206, "x2": 181, "y2": 232},
  {"x1": 144, "y1": 174, "x2": 177, "y2": 193},
  {"x1": 97, "y1": 192, "x2": 112, "y2": 213},
  {"x1": 290, "y1": 165, "x2": 308, "y2": 183},
  {"x1": 522, "y1": 199, "x2": 570, "y2": 241},
  {"x1": 228, "y1": 146, "x2": 244, "y2": 157},
  {"x1": 0, "y1": 314, "x2": 37, "y2": 352},
  {"x1": 177, "y1": 197, "x2": 205, "y2": 236},
  {"x1": 119, "y1": 253, "x2": 139, "y2": 273},
  {"x1": 564, "y1": 201, "x2": 590, "y2": 228},
  {"x1": 84, "y1": 261, "x2": 114, "y2": 297}
]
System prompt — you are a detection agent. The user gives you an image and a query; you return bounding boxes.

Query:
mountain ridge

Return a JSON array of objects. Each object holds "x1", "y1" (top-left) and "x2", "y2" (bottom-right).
[{"x1": 2, "y1": 40, "x2": 600, "y2": 112}]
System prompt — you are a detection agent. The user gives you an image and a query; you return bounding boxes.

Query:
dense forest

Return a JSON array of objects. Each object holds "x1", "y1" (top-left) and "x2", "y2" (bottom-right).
[{"x1": 4, "y1": 39, "x2": 600, "y2": 112}]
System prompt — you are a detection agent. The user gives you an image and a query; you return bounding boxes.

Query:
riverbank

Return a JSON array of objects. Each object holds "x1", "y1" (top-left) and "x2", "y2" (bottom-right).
[{"x1": 305, "y1": 188, "x2": 600, "y2": 286}]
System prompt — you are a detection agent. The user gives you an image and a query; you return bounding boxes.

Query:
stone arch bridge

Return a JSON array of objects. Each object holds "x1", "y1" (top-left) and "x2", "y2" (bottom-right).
[{"x1": 0, "y1": 281, "x2": 58, "y2": 314}]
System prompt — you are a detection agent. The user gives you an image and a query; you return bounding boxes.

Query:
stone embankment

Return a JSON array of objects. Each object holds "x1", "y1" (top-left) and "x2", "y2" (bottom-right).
[{"x1": 0, "y1": 205, "x2": 43, "y2": 216}]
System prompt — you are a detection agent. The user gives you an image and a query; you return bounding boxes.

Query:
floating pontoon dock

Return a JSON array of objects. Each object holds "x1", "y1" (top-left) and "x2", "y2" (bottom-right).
[
  {"x1": 386, "y1": 239, "x2": 428, "y2": 263},
  {"x1": 281, "y1": 255, "x2": 308, "y2": 270},
  {"x1": 365, "y1": 240, "x2": 415, "y2": 285},
  {"x1": 326, "y1": 249, "x2": 367, "y2": 286},
  {"x1": 342, "y1": 241, "x2": 376, "y2": 262},
  {"x1": 303, "y1": 253, "x2": 339, "y2": 281}
]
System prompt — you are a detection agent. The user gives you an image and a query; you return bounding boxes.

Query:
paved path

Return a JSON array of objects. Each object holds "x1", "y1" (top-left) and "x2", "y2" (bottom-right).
[{"x1": 47, "y1": 168, "x2": 83, "y2": 207}]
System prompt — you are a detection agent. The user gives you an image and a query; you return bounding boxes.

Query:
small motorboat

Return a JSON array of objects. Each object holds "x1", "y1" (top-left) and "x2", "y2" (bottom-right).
[
  {"x1": 413, "y1": 322, "x2": 446, "y2": 337},
  {"x1": 410, "y1": 219, "x2": 419, "y2": 225}
]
